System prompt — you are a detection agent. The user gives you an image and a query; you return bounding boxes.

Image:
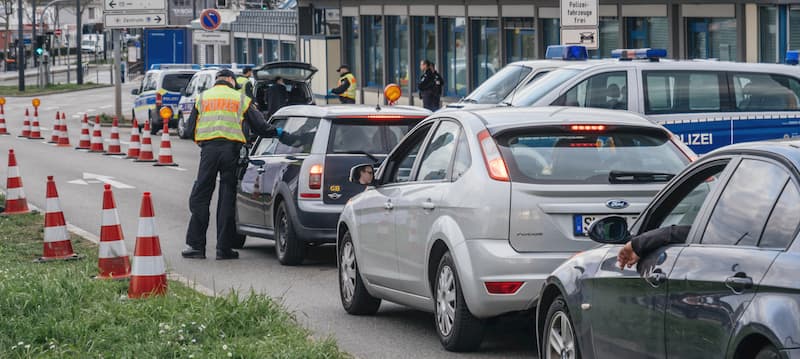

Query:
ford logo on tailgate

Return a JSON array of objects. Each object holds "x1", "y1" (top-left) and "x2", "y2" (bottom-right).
[{"x1": 606, "y1": 200, "x2": 629, "y2": 210}]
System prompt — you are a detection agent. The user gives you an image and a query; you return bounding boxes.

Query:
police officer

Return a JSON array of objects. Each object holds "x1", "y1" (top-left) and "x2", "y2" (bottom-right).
[
  {"x1": 182, "y1": 69, "x2": 282, "y2": 260},
  {"x1": 417, "y1": 60, "x2": 442, "y2": 111},
  {"x1": 329, "y1": 64, "x2": 357, "y2": 104},
  {"x1": 236, "y1": 67, "x2": 255, "y2": 99}
]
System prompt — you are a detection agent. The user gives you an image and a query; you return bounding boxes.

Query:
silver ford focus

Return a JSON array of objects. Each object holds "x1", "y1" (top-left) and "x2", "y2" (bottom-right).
[{"x1": 336, "y1": 107, "x2": 695, "y2": 352}]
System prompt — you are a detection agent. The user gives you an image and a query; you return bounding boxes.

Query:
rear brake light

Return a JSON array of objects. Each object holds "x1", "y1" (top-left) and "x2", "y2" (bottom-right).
[
  {"x1": 570, "y1": 143, "x2": 597, "y2": 148},
  {"x1": 477, "y1": 130, "x2": 509, "y2": 182},
  {"x1": 485, "y1": 282, "x2": 524, "y2": 295},
  {"x1": 570, "y1": 124, "x2": 606, "y2": 132},
  {"x1": 155, "y1": 92, "x2": 163, "y2": 107},
  {"x1": 309, "y1": 164, "x2": 323, "y2": 190}
]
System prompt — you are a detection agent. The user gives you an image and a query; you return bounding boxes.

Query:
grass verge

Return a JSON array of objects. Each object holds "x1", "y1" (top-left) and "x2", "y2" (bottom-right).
[
  {"x1": 0, "y1": 197, "x2": 346, "y2": 358},
  {"x1": 0, "y1": 83, "x2": 110, "y2": 97}
]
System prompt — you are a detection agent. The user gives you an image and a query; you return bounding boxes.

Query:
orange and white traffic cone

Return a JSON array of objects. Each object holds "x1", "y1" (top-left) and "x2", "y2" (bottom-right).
[
  {"x1": 58, "y1": 112, "x2": 71, "y2": 147},
  {"x1": 2, "y1": 149, "x2": 30, "y2": 215},
  {"x1": 35, "y1": 176, "x2": 80, "y2": 262},
  {"x1": 28, "y1": 107, "x2": 44, "y2": 140},
  {"x1": 125, "y1": 117, "x2": 141, "y2": 159},
  {"x1": 96, "y1": 184, "x2": 130, "y2": 279},
  {"x1": 89, "y1": 115, "x2": 105, "y2": 153},
  {"x1": 128, "y1": 192, "x2": 167, "y2": 298},
  {"x1": 153, "y1": 121, "x2": 178, "y2": 167},
  {"x1": 0, "y1": 103, "x2": 10, "y2": 136},
  {"x1": 104, "y1": 117, "x2": 123, "y2": 155},
  {"x1": 18, "y1": 109, "x2": 30, "y2": 138},
  {"x1": 49, "y1": 112, "x2": 60, "y2": 143},
  {"x1": 75, "y1": 114, "x2": 91, "y2": 150},
  {"x1": 135, "y1": 121, "x2": 156, "y2": 163}
]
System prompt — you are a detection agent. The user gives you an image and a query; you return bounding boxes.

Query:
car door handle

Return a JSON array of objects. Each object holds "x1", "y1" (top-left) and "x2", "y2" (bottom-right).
[
  {"x1": 645, "y1": 269, "x2": 667, "y2": 287},
  {"x1": 725, "y1": 273, "x2": 753, "y2": 294},
  {"x1": 384, "y1": 201, "x2": 394, "y2": 210},
  {"x1": 256, "y1": 166, "x2": 265, "y2": 174},
  {"x1": 421, "y1": 200, "x2": 435, "y2": 211}
]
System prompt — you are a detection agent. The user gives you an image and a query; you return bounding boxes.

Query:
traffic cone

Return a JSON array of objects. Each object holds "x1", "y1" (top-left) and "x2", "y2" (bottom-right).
[
  {"x1": 0, "y1": 104, "x2": 10, "y2": 135},
  {"x1": 96, "y1": 184, "x2": 130, "y2": 280},
  {"x1": 128, "y1": 192, "x2": 167, "y2": 298},
  {"x1": 18, "y1": 109, "x2": 30, "y2": 138},
  {"x1": 2, "y1": 149, "x2": 30, "y2": 215},
  {"x1": 75, "y1": 114, "x2": 91, "y2": 150},
  {"x1": 135, "y1": 121, "x2": 156, "y2": 163},
  {"x1": 58, "y1": 112, "x2": 71, "y2": 147},
  {"x1": 125, "y1": 117, "x2": 141, "y2": 159},
  {"x1": 49, "y1": 112, "x2": 60, "y2": 143},
  {"x1": 89, "y1": 115, "x2": 105, "y2": 153},
  {"x1": 28, "y1": 107, "x2": 44, "y2": 140},
  {"x1": 104, "y1": 117, "x2": 123, "y2": 155},
  {"x1": 35, "y1": 176, "x2": 80, "y2": 262},
  {"x1": 153, "y1": 121, "x2": 177, "y2": 167}
]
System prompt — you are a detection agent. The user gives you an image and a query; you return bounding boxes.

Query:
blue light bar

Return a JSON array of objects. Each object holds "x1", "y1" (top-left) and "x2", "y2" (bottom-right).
[
  {"x1": 149, "y1": 64, "x2": 201, "y2": 70},
  {"x1": 611, "y1": 48, "x2": 667, "y2": 60},
  {"x1": 787, "y1": 50, "x2": 799, "y2": 65},
  {"x1": 203, "y1": 64, "x2": 256, "y2": 69},
  {"x1": 544, "y1": 45, "x2": 588, "y2": 61}
]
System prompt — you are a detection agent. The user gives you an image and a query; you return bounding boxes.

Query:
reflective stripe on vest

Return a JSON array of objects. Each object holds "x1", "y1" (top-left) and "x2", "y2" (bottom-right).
[
  {"x1": 340, "y1": 73, "x2": 357, "y2": 100},
  {"x1": 236, "y1": 76, "x2": 249, "y2": 96},
  {"x1": 194, "y1": 85, "x2": 250, "y2": 143}
]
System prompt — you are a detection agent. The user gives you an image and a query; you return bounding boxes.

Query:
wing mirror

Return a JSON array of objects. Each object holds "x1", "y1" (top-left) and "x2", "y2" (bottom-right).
[
  {"x1": 349, "y1": 164, "x2": 376, "y2": 186},
  {"x1": 131, "y1": 88, "x2": 140, "y2": 95},
  {"x1": 588, "y1": 216, "x2": 631, "y2": 244}
]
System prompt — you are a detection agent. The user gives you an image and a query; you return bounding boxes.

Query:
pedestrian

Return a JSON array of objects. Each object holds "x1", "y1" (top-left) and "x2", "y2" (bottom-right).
[
  {"x1": 236, "y1": 66, "x2": 255, "y2": 99},
  {"x1": 182, "y1": 69, "x2": 283, "y2": 260},
  {"x1": 417, "y1": 60, "x2": 442, "y2": 111},
  {"x1": 266, "y1": 76, "x2": 289, "y2": 119},
  {"x1": 329, "y1": 64, "x2": 357, "y2": 104}
]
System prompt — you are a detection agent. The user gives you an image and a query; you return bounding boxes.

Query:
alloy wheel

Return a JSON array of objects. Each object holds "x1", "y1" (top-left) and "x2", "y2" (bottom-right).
[
  {"x1": 547, "y1": 311, "x2": 577, "y2": 359},
  {"x1": 340, "y1": 241, "x2": 356, "y2": 304},
  {"x1": 436, "y1": 265, "x2": 456, "y2": 337},
  {"x1": 276, "y1": 212, "x2": 288, "y2": 255}
]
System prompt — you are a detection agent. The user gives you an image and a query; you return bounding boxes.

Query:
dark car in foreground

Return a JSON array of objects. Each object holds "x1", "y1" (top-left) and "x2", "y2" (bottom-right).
[{"x1": 536, "y1": 141, "x2": 800, "y2": 359}]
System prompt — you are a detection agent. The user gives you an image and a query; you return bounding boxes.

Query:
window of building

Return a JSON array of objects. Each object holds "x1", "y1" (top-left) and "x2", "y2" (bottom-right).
[
  {"x1": 413, "y1": 16, "x2": 436, "y2": 88},
  {"x1": 644, "y1": 71, "x2": 725, "y2": 114},
  {"x1": 387, "y1": 16, "x2": 409, "y2": 89},
  {"x1": 791, "y1": 7, "x2": 800, "y2": 50},
  {"x1": 504, "y1": 17, "x2": 536, "y2": 63},
  {"x1": 248, "y1": 38, "x2": 262, "y2": 64},
  {"x1": 471, "y1": 18, "x2": 499, "y2": 89},
  {"x1": 624, "y1": 17, "x2": 669, "y2": 50},
  {"x1": 88, "y1": 7, "x2": 96, "y2": 20},
  {"x1": 441, "y1": 17, "x2": 467, "y2": 98},
  {"x1": 235, "y1": 38, "x2": 247, "y2": 64},
  {"x1": 362, "y1": 15, "x2": 384, "y2": 88},
  {"x1": 342, "y1": 17, "x2": 360, "y2": 81},
  {"x1": 760, "y1": 6, "x2": 778, "y2": 63},
  {"x1": 265, "y1": 40, "x2": 279, "y2": 63},
  {"x1": 686, "y1": 17, "x2": 738, "y2": 61},
  {"x1": 280, "y1": 41, "x2": 296, "y2": 61},
  {"x1": 589, "y1": 17, "x2": 619, "y2": 58},
  {"x1": 314, "y1": 8, "x2": 341, "y2": 36},
  {"x1": 541, "y1": 18, "x2": 560, "y2": 55}
]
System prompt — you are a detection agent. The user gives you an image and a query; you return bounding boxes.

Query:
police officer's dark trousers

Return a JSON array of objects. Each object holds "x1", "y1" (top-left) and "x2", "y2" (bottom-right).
[
  {"x1": 339, "y1": 96, "x2": 356, "y2": 104},
  {"x1": 422, "y1": 93, "x2": 440, "y2": 111},
  {"x1": 186, "y1": 140, "x2": 241, "y2": 251}
]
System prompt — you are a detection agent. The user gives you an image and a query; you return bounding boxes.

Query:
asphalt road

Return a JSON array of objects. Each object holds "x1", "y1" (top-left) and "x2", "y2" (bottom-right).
[{"x1": 0, "y1": 86, "x2": 536, "y2": 358}]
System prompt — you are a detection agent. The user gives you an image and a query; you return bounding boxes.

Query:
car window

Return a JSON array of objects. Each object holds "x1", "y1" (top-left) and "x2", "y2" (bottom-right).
[
  {"x1": 327, "y1": 119, "x2": 417, "y2": 155},
  {"x1": 464, "y1": 65, "x2": 532, "y2": 104},
  {"x1": 554, "y1": 71, "x2": 628, "y2": 110},
  {"x1": 759, "y1": 181, "x2": 800, "y2": 249},
  {"x1": 509, "y1": 69, "x2": 581, "y2": 106},
  {"x1": 383, "y1": 123, "x2": 433, "y2": 184},
  {"x1": 416, "y1": 121, "x2": 460, "y2": 181},
  {"x1": 644, "y1": 71, "x2": 724, "y2": 114},
  {"x1": 184, "y1": 77, "x2": 197, "y2": 95},
  {"x1": 162, "y1": 73, "x2": 194, "y2": 92},
  {"x1": 451, "y1": 131, "x2": 471, "y2": 181},
  {"x1": 254, "y1": 117, "x2": 320, "y2": 155},
  {"x1": 732, "y1": 73, "x2": 800, "y2": 111},
  {"x1": 142, "y1": 74, "x2": 157, "y2": 91},
  {"x1": 701, "y1": 159, "x2": 789, "y2": 247}
]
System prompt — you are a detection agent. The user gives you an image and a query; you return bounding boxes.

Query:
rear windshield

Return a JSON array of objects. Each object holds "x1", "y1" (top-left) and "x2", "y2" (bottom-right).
[
  {"x1": 255, "y1": 117, "x2": 321, "y2": 155},
  {"x1": 498, "y1": 128, "x2": 688, "y2": 184},
  {"x1": 327, "y1": 119, "x2": 418, "y2": 155},
  {"x1": 162, "y1": 73, "x2": 194, "y2": 92}
]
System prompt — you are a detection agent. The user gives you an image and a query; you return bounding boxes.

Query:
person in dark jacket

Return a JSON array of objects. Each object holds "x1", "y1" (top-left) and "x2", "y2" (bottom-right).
[
  {"x1": 617, "y1": 225, "x2": 691, "y2": 269},
  {"x1": 417, "y1": 60, "x2": 441, "y2": 111},
  {"x1": 266, "y1": 76, "x2": 289, "y2": 119}
]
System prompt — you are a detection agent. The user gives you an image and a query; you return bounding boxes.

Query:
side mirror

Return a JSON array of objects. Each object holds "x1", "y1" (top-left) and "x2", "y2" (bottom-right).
[
  {"x1": 131, "y1": 88, "x2": 140, "y2": 95},
  {"x1": 587, "y1": 216, "x2": 631, "y2": 244},
  {"x1": 349, "y1": 164, "x2": 375, "y2": 186},
  {"x1": 180, "y1": 88, "x2": 188, "y2": 97},
  {"x1": 249, "y1": 159, "x2": 265, "y2": 166}
]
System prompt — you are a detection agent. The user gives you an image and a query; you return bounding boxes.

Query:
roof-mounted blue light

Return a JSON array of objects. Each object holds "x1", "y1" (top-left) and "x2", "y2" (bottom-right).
[
  {"x1": 149, "y1": 64, "x2": 201, "y2": 70},
  {"x1": 545, "y1": 45, "x2": 588, "y2": 61},
  {"x1": 786, "y1": 50, "x2": 799, "y2": 65},
  {"x1": 611, "y1": 48, "x2": 667, "y2": 61}
]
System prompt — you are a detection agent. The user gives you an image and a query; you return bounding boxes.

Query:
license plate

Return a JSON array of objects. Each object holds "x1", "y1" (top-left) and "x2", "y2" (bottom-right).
[{"x1": 573, "y1": 214, "x2": 638, "y2": 236}]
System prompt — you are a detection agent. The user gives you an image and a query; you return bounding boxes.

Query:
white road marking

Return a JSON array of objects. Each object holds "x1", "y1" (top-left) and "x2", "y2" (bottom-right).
[
  {"x1": 100, "y1": 105, "x2": 112, "y2": 109},
  {"x1": 67, "y1": 179, "x2": 88, "y2": 185},
  {"x1": 82, "y1": 172, "x2": 135, "y2": 189},
  {"x1": 166, "y1": 166, "x2": 187, "y2": 172}
]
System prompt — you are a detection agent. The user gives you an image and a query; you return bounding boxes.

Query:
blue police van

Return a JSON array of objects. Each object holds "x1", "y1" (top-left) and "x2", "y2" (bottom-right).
[{"x1": 131, "y1": 64, "x2": 199, "y2": 134}]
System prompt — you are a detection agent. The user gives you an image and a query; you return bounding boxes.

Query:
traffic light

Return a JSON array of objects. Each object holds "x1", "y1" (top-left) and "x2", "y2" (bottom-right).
[{"x1": 34, "y1": 35, "x2": 45, "y2": 56}]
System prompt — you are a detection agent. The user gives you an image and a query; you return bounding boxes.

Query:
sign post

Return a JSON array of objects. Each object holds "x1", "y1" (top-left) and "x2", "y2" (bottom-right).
[{"x1": 560, "y1": 0, "x2": 599, "y2": 50}]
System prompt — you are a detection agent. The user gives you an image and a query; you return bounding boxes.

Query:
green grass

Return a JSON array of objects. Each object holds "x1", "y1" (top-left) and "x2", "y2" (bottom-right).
[
  {"x1": 0, "y1": 83, "x2": 110, "y2": 97},
  {"x1": 0, "y1": 198, "x2": 347, "y2": 358}
]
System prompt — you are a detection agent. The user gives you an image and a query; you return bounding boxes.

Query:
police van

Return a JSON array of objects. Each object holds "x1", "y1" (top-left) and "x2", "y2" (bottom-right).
[
  {"x1": 176, "y1": 65, "x2": 252, "y2": 139},
  {"x1": 131, "y1": 64, "x2": 199, "y2": 135},
  {"x1": 508, "y1": 48, "x2": 800, "y2": 154}
]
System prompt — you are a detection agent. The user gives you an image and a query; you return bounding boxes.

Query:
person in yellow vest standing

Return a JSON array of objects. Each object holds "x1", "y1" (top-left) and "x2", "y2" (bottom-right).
[
  {"x1": 182, "y1": 69, "x2": 282, "y2": 260},
  {"x1": 328, "y1": 64, "x2": 357, "y2": 104},
  {"x1": 236, "y1": 67, "x2": 254, "y2": 99}
]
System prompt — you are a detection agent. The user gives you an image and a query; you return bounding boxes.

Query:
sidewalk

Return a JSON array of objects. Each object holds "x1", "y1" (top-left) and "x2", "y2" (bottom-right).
[{"x1": 0, "y1": 62, "x2": 110, "y2": 82}]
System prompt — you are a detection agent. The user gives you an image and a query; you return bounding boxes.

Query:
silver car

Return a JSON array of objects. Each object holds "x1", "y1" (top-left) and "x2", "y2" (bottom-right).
[{"x1": 336, "y1": 107, "x2": 695, "y2": 352}]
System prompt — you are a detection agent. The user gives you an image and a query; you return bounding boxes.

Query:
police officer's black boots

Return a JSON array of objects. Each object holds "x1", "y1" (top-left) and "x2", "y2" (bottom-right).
[{"x1": 181, "y1": 247, "x2": 206, "y2": 259}]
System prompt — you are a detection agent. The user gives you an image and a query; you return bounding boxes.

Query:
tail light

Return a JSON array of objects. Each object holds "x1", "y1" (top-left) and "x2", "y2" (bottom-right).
[
  {"x1": 485, "y1": 281, "x2": 524, "y2": 295},
  {"x1": 155, "y1": 92, "x2": 163, "y2": 107},
  {"x1": 477, "y1": 129, "x2": 509, "y2": 182},
  {"x1": 309, "y1": 164, "x2": 323, "y2": 190},
  {"x1": 569, "y1": 124, "x2": 606, "y2": 132}
]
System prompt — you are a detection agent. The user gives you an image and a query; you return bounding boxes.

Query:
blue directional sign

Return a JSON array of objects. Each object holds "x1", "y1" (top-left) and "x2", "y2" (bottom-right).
[{"x1": 200, "y1": 9, "x2": 222, "y2": 31}]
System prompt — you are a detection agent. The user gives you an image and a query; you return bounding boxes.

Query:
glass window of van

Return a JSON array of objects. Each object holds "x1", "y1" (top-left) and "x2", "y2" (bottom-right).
[
  {"x1": 644, "y1": 71, "x2": 724, "y2": 114},
  {"x1": 732, "y1": 73, "x2": 800, "y2": 111},
  {"x1": 554, "y1": 71, "x2": 627, "y2": 110}
]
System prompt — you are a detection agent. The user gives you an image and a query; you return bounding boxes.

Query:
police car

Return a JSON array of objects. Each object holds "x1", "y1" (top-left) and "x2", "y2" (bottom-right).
[
  {"x1": 131, "y1": 64, "x2": 199, "y2": 135},
  {"x1": 176, "y1": 65, "x2": 252, "y2": 139},
  {"x1": 508, "y1": 48, "x2": 800, "y2": 154}
]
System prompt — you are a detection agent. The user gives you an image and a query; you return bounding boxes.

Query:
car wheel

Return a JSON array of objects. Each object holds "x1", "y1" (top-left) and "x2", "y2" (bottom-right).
[
  {"x1": 230, "y1": 233, "x2": 247, "y2": 249},
  {"x1": 339, "y1": 230, "x2": 381, "y2": 315},
  {"x1": 543, "y1": 295, "x2": 580, "y2": 359},
  {"x1": 274, "y1": 202, "x2": 306, "y2": 266},
  {"x1": 754, "y1": 345, "x2": 780, "y2": 359},
  {"x1": 178, "y1": 116, "x2": 188, "y2": 139},
  {"x1": 434, "y1": 252, "x2": 484, "y2": 352}
]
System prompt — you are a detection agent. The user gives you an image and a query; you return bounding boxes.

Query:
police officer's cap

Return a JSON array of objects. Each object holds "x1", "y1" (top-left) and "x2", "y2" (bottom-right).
[
  {"x1": 216, "y1": 69, "x2": 236, "y2": 79},
  {"x1": 337, "y1": 64, "x2": 349, "y2": 71}
]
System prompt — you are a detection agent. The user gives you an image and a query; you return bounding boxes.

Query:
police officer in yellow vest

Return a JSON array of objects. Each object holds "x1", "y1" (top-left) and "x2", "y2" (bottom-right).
[
  {"x1": 328, "y1": 64, "x2": 357, "y2": 104},
  {"x1": 236, "y1": 67, "x2": 254, "y2": 99},
  {"x1": 182, "y1": 69, "x2": 282, "y2": 260}
]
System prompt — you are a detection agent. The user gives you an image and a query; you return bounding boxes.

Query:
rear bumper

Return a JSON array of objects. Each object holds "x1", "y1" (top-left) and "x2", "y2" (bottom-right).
[{"x1": 292, "y1": 199, "x2": 343, "y2": 243}]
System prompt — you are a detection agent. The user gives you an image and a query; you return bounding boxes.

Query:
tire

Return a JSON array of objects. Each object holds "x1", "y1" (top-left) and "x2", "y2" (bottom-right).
[
  {"x1": 754, "y1": 345, "x2": 780, "y2": 359},
  {"x1": 177, "y1": 116, "x2": 188, "y2": 139},
  {"x1": 274, "y1": 202, "x2": 306, "y2": 266},
  {"x1": 230, "y1": 233, "x2": 247, "y2": 249},
  {"x1": 434, "y1": 252, "x2": 485, "y2": 352},
  {"x1": 338, "y1": 230, "x2": 381, "y2": 315},
  {"x1": 541, "y1": 295, "x2": 580, "y2": 359}
]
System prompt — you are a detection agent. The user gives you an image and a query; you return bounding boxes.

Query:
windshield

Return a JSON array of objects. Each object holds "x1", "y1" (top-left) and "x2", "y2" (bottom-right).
[
  {"x1": 498, "y1": 128, "x2": 688, "y2": 184},
  {"x1": 162, "y1": 74, "x2": 194, "y2": 92},
  {"x1": 509, "y1": 69, "x2": 581, "y2": 107},
  {"x1": 328, "y1": 119, "x2": 417, "y2": 155},
  {"x1": 464, "y1": 65, "x2": 532, "y2": 104},
  {"x1": 81, "y1": 40, "x2": 94, "y2": 46}
]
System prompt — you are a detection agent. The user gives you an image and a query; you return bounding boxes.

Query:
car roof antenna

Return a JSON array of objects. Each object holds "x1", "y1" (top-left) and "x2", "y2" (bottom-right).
[{"x1": 376, "y1": 92, "x2": 382, "y2": 111}]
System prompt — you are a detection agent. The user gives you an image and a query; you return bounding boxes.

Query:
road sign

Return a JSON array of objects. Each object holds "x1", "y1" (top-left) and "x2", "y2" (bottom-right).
[
  {"x1": 561, "y1": 28, "x2": 599, "y2": 50},
  {"x1": 561, "y1": 0, "x2": 598, "y2": 27},
  {"x1": 54, "y1": 29, "x2": 62, "y2": 36},
  {"x1": 104, "y1": 12, "x2": 167, "y2": 28},
  {"x1": 193, "y1": 31, "x2": 229, "y2": 45},
  {"x1": 104, "y1": 0, "x2": 166, "y2": 11},
  {"x1": 200, "y1": 9, "x2": 222, "y2": 31}
]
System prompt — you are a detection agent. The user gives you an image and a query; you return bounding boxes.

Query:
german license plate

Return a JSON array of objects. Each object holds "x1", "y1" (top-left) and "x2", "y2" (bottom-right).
[{"x1": 573, "y1": 214, "x2": 638, "y2": 236}]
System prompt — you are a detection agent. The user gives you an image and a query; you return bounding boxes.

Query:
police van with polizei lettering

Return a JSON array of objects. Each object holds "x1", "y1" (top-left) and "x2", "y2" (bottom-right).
[
  {"x1": 508, "y1": 48, "x2": 800, "y2": 154},
  {"x1": 131, "y1": 64, "x2": 199, "y2": 135}
]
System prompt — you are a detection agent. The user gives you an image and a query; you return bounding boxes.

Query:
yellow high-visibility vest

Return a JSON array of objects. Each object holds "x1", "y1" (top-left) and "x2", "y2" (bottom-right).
[
  {"x1": 339, "y1": 73, "x2": 357, "y2": 100},
  {"x1": 236, "y1": 76, "x2": 250, "y2": 96},
  {"x1": 194, "y1": 85, "x2": 250, "y2": 143}
]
